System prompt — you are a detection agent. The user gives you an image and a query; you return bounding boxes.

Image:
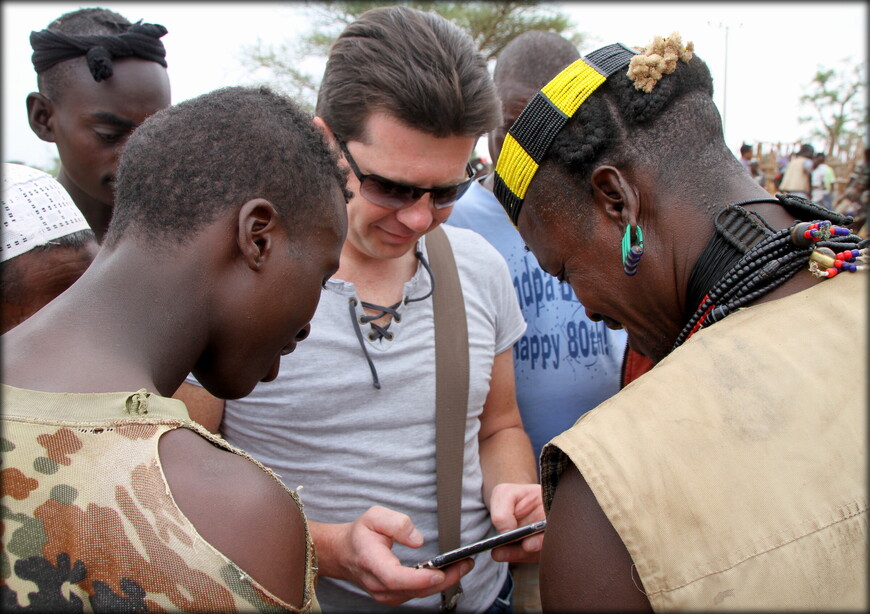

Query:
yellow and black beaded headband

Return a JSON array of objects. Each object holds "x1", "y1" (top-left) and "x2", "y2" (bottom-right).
[{"x1": 493, "y1": 42, "x2": 639, "y2": 226}]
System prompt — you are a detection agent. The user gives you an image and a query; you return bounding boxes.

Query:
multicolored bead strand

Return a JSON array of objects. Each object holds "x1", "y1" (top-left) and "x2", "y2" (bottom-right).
[
  {"x1": 674, "y1": 197, "x2": 868, "y2": 351},
  {"x1": 790, "y1": 221, "x2": 869, "y2": 278},
  {"x1": 808, "y1": 246, "x2": 869, "y2": 277}
]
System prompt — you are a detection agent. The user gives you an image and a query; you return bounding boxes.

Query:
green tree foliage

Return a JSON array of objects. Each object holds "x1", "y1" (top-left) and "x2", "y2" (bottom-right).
[
  {"x1": 799, "y1": 60, "x2": 866, "y2": 161},
  {"x1": 241, "y1": 1, "x2": 583, "y2": 111}
]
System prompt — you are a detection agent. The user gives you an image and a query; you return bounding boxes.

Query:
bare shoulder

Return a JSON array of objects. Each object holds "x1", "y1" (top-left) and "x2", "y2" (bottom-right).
[
  {"x1": 158, "y1": 427, "x2": 308, "y2": 608},
  {"x1": 540, "y1": 463, "x2": 653, "y2": 612}
]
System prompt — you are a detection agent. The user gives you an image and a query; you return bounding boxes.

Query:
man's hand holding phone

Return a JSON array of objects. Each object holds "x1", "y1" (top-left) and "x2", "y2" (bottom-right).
[
  {"x1": 415, "y1": 482, "x2": 547, "y2": 569},
  {"x1": 487, "y1": 481, "x2": 546, "y2": 564},
  {"x1": 414, "y1": 519, "x2": 546, "y2": 569}
]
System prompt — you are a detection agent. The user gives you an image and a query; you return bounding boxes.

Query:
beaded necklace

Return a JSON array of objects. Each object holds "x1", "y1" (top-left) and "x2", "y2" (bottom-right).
[
  {"x1": 673, "y1": 194, "x2": 869, "y2": 350},
  {"x1": 683, "y1": 199, "x2": 778, "y2": 322}
]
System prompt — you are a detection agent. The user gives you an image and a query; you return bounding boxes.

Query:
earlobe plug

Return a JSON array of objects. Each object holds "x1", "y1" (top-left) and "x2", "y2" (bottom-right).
[{"x1": 621, "y1": 224, "x2": 644, "y2": 276}]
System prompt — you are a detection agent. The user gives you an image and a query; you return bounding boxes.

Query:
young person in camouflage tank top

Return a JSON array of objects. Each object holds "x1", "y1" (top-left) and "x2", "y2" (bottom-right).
[
  {"x1": 1, "y1": 85, "x2": 349, "y2": 611},
  {"x1": 2, "y1": 388, "x2": 317, "y2": 611}
]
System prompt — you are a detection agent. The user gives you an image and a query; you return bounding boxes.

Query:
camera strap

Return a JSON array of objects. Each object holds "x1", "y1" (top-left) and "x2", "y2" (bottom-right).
[{"x1": 428, "y1": 225, "x2": 468, "y2": 612}]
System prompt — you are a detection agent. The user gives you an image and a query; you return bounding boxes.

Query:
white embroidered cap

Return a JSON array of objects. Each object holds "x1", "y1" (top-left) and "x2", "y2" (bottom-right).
[{"x1": 2, "y1": 163, "x2": 91, "y2": 262}]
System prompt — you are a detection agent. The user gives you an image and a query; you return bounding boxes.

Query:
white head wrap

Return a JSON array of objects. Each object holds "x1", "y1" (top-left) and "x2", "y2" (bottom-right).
[{"x1": 2, "y1": 163, "x2": 91, "y2": 262}]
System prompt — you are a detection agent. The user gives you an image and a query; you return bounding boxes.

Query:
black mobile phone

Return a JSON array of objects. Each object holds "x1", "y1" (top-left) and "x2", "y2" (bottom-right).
[{"x1": 413, "y1": 519, "x2": 546, "y2": 569}]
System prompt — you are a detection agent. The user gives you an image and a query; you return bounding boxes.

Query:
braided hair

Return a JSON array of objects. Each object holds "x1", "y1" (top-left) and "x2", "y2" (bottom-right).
[
  {"x1": 526, "y1": 33, "x2": 868, "y2": 354},
  {"x1": 31, "y1": 7, "x2": 167, "y2": 102},
  {"x1": 541, "y1": 33, "x2": 738, "y2": 219}
]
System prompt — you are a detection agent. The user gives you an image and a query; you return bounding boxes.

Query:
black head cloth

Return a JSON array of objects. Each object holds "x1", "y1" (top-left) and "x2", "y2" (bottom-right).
[{"x1": 30, "y1": 21, "x2": 168, "y2": 82}]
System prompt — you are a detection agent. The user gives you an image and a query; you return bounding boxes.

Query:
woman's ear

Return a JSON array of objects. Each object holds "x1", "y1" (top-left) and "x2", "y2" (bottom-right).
[
  {"x1": 237, "y1": 198, "x2": 280, "y2": 271},
  {"x1": 26, "y1": 92, "x2": 56, "y2": 143},
  {"x1": 590, "y1": 165, "x2": 641, "y2": 227}
]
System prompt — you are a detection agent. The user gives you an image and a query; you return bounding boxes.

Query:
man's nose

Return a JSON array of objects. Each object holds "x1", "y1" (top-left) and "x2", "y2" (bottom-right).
[{"x1": 396, "y1": 194, "x2": 434, "y2": 232}]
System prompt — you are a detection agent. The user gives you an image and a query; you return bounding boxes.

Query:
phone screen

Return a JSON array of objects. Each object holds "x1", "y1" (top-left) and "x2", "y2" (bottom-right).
[{"x1": 413, "y1": 519, "x2": 546, "y2": 569}]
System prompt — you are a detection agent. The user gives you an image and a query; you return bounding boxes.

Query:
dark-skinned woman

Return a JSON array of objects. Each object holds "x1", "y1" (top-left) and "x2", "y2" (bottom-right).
[{"x1": 493, "y1": 33, "x2": 868, "y2": 612}]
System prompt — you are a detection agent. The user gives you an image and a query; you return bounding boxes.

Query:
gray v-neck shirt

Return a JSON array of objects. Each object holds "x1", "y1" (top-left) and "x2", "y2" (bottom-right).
[{"x1": 190, "y1": 224, "x2": 526, "y2": 612}]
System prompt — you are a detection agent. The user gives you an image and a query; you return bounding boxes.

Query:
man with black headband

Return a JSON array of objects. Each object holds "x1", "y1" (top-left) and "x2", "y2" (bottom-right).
[
  {"x1": 493, "y1": 33, "x2": 867, "y2": 610},
  {"x1": 26, "y1": 7, "x2": 171, "y2": 242}
]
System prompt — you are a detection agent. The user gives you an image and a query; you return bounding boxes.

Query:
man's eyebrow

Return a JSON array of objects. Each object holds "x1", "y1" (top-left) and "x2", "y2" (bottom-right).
[{"x1": 89, "y1": 111, "x2": 137, "y2": 129}]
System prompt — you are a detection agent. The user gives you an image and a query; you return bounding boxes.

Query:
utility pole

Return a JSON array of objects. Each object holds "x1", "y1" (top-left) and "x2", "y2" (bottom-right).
[{"x1": 708, "y1": 21, "x2": 743, "y2": 136}]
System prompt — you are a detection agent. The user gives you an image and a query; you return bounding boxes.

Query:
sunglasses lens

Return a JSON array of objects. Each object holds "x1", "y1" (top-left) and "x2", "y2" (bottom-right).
[
  {"x1": 430, "y1": 187, "x2": 458, "y2": 207},
  {"x1": 359, "y1": 171, "x2": 472, "y2": 210},
  {"x1": 361, "y1": 176, "x2": 414, "y2": 209},
  {"x1": 431, "y1": 179, "x2": 472, "y2": 209}
]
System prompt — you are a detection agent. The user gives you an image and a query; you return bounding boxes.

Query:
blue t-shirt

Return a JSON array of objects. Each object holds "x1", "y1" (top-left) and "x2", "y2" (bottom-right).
[{"x1": 446, "y1": 178, "x2": 627, "y2": 463}]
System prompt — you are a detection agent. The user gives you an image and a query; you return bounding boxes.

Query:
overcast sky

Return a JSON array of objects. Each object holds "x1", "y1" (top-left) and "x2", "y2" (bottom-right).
[{"x1": 3, "y1": 1, "x2": 866, "y2": 169}]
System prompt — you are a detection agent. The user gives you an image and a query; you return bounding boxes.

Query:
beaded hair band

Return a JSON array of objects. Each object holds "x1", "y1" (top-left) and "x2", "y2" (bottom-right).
[{"x1": 493, "y1": 42, "x2": 639, "y2": 226}]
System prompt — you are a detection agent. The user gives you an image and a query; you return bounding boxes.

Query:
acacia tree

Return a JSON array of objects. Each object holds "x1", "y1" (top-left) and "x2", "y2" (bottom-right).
[
  {"x1": 242, "y1": 1, "x2": 583, "y2": 111},
  {"x1": 799, "y1": 60, "x2": 866, "y2": 161}
]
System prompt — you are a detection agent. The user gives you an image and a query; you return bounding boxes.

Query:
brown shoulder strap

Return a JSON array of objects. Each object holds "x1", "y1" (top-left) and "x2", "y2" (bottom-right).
[{"x1": 426, "y1": 225, "x2": 469, "y2": 611}]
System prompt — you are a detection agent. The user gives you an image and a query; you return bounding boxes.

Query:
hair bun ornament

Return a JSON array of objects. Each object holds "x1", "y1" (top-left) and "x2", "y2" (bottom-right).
[
  {"x1": 86, "y1": 45, "x2": 114, "y2": 81},
  {"x1": 627, "y1": 32, "x2": 694, "y2": 93}
]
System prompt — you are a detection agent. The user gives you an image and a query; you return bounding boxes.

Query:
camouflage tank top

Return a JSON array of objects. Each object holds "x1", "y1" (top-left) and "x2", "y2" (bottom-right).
[{"x1": 1, "y1": 385, "x2": 317, "y2": 612}]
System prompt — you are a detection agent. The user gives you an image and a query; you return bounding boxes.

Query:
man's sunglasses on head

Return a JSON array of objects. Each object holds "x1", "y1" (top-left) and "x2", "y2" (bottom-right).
[{"x1": 336, "y1": 137, "x2": 475, "y2": 210}]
